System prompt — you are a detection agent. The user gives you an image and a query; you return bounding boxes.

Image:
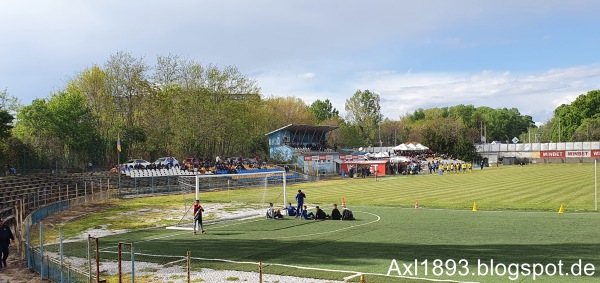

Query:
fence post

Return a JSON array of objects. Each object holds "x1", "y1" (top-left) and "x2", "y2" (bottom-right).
[
  {"x1": 46, "y1": 255, "x2": 50, "y2": 281},
  {"x1": 60, "y1": 228, "x2": 64, "y2": 283},
  {"x1": 259, "y1": 261, "x2": 263, "y2": 283},
  {"x1": 187, "y1": 251, "x2": 190, "y2": 283},
  {"x1": 13, "y1": 203, "x2": 20, "y2": 258},
  {"x1": 88, "y1": 234, "x2": 92, "y2": 283},
  {"x1": 26, "y1": 222, "x2": 31, "y2": 269},
  {"x1": 96, "y1": 237, "x2": 100, "y2": 283},
  {"x1": 118, "y1": 243, "x2": 122, "y2": 283},
  {"x1": 131, "y1": 244, "x2": 135, "y2": 283},
  {"x1": 40, "y1": 221, "x2": 44, "y2": 279}
]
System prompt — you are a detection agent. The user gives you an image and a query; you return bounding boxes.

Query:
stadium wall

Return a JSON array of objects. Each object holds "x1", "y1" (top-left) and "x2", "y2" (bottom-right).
[{"x1": 476, "y1": 141, "x2": 600, "y2": 164}]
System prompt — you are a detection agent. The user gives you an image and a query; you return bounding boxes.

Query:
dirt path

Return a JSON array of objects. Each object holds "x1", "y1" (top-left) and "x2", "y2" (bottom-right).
[{"x1": 0, "y1": 249, "x2": 44, "y2": 283}]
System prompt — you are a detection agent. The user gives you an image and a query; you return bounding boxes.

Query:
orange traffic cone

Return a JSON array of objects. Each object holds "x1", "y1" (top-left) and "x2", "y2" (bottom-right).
[
  {"x1": 342, "y1": 197, "x2": 346, "y2": 207},
  {"x1": 558, "y1": 204, "x2": 564, "y2": 214},
  {"x1": 415, "y1": 200, "x2": 419, "y2": 209}
]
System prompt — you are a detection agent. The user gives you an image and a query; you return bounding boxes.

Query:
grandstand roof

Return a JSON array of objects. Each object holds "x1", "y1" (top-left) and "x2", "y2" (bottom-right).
[{"x1": 265, "y1": 124, "x2": 340, "y2": 136}]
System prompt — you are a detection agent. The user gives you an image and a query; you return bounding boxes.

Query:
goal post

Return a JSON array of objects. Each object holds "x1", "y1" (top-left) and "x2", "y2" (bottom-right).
[
  {"x1": 169, "y1": 170, "x2": 288, "y2": 230},
  {"x1": 185, "y1": 171, "x2": 287, "y2": 206}
]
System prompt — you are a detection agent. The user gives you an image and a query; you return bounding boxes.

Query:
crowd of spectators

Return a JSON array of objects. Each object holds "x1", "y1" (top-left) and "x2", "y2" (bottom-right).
[
  {"x1": 289, "y1": 140, "x2": 336, "y2": 152},
  {"x1": 120, "y1": 156, "x2": 270, "y2": 175}
]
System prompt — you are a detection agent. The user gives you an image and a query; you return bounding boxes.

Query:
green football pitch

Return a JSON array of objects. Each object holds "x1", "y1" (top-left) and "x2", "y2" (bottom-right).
[{"x1": 58, "y1": 163, "x2": 600, "y2": 282}]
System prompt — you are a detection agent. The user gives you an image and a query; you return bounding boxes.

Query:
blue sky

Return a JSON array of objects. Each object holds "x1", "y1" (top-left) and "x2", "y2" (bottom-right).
[{"x1": 2, "y1": 0, "x2": 600, "y2": 124}]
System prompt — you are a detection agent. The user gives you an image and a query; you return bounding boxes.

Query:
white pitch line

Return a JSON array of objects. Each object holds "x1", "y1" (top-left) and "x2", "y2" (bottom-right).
[{"x1": 259, "y1": 211, "x2": 381, "y2": 240}]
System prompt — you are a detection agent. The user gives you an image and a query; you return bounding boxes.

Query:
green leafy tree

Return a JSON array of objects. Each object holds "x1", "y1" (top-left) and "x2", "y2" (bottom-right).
[
  {"x1": 0, "y1": 109, "x2": 13, "y2": 139},
  {"x1": 549, "y1": 90, "x2": 600, "y2": 141},
  {"x1": 345, "y1": 89, "x2": 381, "y2": 145},
  {"x1": 309, "y1": 99, "x2": 339, "y2": 123},
  {"x1": 0, "y1": 88, "x2": 22, "y2": 115},
  {"x1": 573, "y1": 117, "x2": 600, "y2": 141}
]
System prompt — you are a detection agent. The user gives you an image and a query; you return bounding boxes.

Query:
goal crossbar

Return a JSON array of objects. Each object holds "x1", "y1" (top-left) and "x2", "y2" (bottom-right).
[{"x1": 182, "y1": 170, "x2": 287, "y2": 207}]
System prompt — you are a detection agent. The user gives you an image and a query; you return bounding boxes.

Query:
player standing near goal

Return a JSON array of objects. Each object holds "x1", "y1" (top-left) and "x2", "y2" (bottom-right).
[
  {"x1": 295, "y1": 190, "x2": 306, "y2": 218},
  {"x1": 193, "y1": 200, "x2": 206, "y2": 235}
]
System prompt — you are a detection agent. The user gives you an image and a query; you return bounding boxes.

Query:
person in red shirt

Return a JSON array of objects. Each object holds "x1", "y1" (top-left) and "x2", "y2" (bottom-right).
[{"x1": 193, "y1": 200, "x2": 206, "y2": 235}]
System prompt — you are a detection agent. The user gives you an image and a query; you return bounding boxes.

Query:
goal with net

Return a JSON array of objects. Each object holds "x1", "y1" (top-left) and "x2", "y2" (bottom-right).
[{"x1": 168, "y1": 170, "x2": 288, "y2": 230}]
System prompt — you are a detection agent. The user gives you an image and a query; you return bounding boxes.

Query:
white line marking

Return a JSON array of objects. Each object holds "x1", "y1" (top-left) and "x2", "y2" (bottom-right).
[{"x1": 260, "y1": 211, "x2": 381, "y2": 240}]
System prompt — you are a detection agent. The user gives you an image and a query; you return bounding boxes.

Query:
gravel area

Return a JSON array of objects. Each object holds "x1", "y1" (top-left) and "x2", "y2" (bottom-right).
[{"x1": 10, "y1": 202, "x2": 348, "y2": 283}]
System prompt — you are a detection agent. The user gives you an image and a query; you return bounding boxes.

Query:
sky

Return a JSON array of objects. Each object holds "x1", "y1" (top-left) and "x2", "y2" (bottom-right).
[{"x1": 2, "y1": 0, "x2": 600, "y2": 124}]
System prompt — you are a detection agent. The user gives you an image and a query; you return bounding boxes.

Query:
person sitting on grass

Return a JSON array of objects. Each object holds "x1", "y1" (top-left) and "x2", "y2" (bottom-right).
[
  {"x1": 285, "y1": 202, "x2": 297, "y2": 216},
  {"x1": 315, "y1": 206, "x2": 327, "y2": 220},
  {"x1": 301, "y1": 205, "x2": 315, "y2": 220},
  {"x1": 341, "y1": 205, "x2": 355, "y2": 220},
  {"x1": 266, "y1": 203, "x2": 283, "y2": 219},
  {"x1": 331, "y1": 204, "x2": 342, "y2": 220}
]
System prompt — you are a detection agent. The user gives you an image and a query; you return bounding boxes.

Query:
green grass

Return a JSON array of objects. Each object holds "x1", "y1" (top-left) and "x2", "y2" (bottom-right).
[
  {"x1": 56, "y1": 163, "x2": 600, "y2": 282},
  {"x1": 201, "y1": 163, "x2": 597, "y2": 211}
]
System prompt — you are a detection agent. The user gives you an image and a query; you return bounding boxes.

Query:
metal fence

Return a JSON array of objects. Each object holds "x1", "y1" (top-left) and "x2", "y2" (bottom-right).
[
  {"x1": 19, "y1": 186, "x2": 111, "y2": 283},
  {"x1": 9, "y1": 170, "x2": 316, "y2": 283}
]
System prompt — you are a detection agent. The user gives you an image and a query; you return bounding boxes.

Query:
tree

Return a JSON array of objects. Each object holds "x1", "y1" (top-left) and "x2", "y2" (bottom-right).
[
  {"x1": 0, "y1": 88, "x2": 22, "y2": 114},
  {"x1": 0, "y1": 109, "x2": 13, "y2": 139},
  {"x1": 550, "y1": 90, "x2": 600, "y2": 141},
  {"x1": 105, "y1": 51, "x2": 151, "y2": 128},
  {"x1": 345, "y1": 89, "x2": 381, "y2": 145},
  {"x1": 309, "y1": 99, "x2": 339, "y2": 123},
  {"x1": 573, "y1": 117, "x2": 600, "y2": 141},
  {"x1": 14, "y1": 92, "x2": 102, "y2": 168},
  {"x1": 263, "y1": 96, "x2": 314, "y2": 130}
]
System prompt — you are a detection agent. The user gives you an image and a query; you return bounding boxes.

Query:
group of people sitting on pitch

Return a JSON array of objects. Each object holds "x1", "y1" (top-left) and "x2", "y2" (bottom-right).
[{"x1": 267, "y1": 202, "x2": 355, "y2": 221}]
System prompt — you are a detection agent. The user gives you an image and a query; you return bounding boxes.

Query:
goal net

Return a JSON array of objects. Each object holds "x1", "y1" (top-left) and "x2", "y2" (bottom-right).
[{"x1": 167, "y1": 171, "x2": 288, "y2": 230}]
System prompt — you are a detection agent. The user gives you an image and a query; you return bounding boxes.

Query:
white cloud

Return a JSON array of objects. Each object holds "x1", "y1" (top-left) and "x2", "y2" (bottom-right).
[
  {"x1": 2, "y1": 0, "x2": 600, "y2": 126},
  {"x1": 347, "y1": 65, "x2": 600, "y2": 122},
  {"x1": 297, "y1": 73, "x2": 316, "y2": 79}
]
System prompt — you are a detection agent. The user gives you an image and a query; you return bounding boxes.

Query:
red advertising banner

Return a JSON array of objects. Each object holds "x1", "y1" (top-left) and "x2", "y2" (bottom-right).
[
  {"x1": 339, "y1": 155, "x2": 346, "y2": 160},
  {"x1": 319, "y1": 155, "x2": 326, "y2": 160},
  {"x1": 303, "y1": 156, "x2": 311, "y2": 161},
  {"x1": 592, "y1": 150, "x2": 600, "y2": 158},
  {"x1": 566, "y1": 151, "x2": 591, "y2": 158},
  {"x1": 540, "y1": 151, "x2": 565, "y2": 158}
]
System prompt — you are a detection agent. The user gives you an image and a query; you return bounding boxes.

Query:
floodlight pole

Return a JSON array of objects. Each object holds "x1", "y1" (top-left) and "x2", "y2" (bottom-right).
[{"x1": 595, "y1": 159, "x2": 597, "y2": 211}]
